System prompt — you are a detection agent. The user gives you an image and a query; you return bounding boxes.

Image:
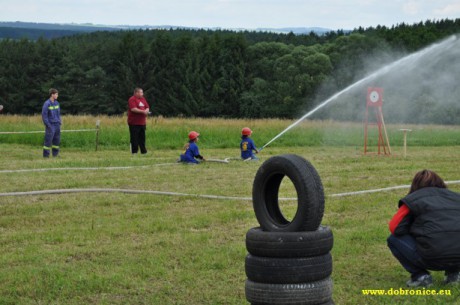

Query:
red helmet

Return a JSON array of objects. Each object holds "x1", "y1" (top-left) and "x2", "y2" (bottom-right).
[
  {"x1": 188, "y1": 131, "x2": 200, "y2": 140},
  {"x1": 242, "y1": 127, "x2": 252, "y2": 136}
]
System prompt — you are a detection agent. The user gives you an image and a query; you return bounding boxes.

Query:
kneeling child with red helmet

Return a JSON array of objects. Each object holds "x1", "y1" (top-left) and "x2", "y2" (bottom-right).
[
  {"x1": 179, "y1": 131, "x2": 206, "y2": 164},
  {"x1": 241, "y1": 127, "x2": 259, "y2": 161}
]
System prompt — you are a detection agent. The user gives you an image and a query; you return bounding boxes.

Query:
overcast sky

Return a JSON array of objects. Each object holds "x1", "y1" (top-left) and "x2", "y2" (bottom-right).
[{"x1": 1, "y1": 0, "x2": 459, "y2": 30}]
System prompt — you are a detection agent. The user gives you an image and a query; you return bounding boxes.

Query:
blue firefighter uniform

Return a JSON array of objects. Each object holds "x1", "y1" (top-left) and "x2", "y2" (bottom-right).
[
  {"x1": 240, "y1": 136, "x2": 258, "y2": 160},
  {"x1": 180, "y1": 141, "x2": 203, "y2": 164},
  {"x1": 42, "y1": 99, "x2": 61, "y2": 157}
]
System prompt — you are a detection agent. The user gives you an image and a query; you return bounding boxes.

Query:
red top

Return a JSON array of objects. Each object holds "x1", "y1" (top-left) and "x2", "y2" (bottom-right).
[
  {"x1": 127, "y1": 96, "x2": 150, "y2": 125},
  {"x1": 389, "y1": 204, "x2": 410, "y2": 234}
]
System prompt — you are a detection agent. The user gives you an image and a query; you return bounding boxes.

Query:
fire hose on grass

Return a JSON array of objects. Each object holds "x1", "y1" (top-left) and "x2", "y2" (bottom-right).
[{"x1": 1, "y1": 180, "x2": 459, "y2": 198}]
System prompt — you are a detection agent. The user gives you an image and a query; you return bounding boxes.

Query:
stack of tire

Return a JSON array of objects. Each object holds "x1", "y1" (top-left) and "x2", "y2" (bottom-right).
[{"x1": 245, "y1": 154, "x2": 334, "y2": 305}]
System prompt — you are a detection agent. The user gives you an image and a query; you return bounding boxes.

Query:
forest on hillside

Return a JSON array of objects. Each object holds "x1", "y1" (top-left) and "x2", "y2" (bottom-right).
[{"x1": 0, "y1": 18, "x2": 459, "y2": 123}]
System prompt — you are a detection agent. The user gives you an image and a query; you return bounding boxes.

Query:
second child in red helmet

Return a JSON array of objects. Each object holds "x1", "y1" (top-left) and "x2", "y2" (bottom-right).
[
  {"x1": 179, "y1": 131, "x2": 206, "y2": 164},
  {"x1": 240, "y1": 127, "x2": 259, "y2": 160}
]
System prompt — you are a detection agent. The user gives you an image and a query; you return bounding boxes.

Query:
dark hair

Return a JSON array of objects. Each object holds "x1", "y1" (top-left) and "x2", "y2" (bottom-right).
[
  {"x1": 409, "y1": 169, "x2": 446, "y2": 194},
  {"x1": 49, "y1": 88, "x2": 58, "y2": 96}
]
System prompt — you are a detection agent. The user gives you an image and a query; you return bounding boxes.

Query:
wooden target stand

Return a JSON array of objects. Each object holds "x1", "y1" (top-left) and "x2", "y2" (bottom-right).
[{"x1": 364, "y1": 87, "x2": 391, "y2": 155}]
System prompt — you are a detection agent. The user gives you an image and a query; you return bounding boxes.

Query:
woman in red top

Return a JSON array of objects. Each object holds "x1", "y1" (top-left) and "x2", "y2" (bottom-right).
[
  {"x1": 127, "y1": 87, "x2": 150, "y2": 154},
  {"x1": 388, "y1": 170, "x2": 460, "y2": 287}
]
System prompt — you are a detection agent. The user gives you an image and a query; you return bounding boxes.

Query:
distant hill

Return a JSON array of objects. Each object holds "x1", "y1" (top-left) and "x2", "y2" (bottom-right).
[
  {"x1": 0, "y1": 21, "x2": 121, "y2": 40},
  {"x1": 0, "y1": 21, "x2": 119, "y2": 32},
  {"x1": 0, "y1": 21, "x2": 336, "y2": 40}
]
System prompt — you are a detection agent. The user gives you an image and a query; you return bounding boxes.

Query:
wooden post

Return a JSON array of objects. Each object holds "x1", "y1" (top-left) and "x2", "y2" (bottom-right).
[
  {"x1": 364, "y1": 104, "x2": 369, "y2": 154},
  {"x1": 379, "y1": 107, "x2": 391, "y2": 155},
  {"x1": 399, "y1": 129, "x2": 412, "y2": 158},
  {"x1": 95, "y1": 120, "x2": 101, "y2": 151}
]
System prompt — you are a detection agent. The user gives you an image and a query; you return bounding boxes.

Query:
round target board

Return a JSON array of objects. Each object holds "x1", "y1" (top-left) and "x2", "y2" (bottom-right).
[{"x1": 367, "y1": 87, "x2": 383, "y2": 106}]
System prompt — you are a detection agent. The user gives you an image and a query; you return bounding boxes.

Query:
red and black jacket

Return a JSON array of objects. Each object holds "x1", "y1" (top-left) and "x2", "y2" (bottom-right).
[{"x1": 389, "y1": 187, "x2": 460, "y2": 264}]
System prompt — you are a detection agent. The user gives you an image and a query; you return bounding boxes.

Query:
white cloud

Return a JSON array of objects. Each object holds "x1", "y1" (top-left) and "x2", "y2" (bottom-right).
[
  {"x1": 434, "y1": 2, "x2": 460, "y2": 15},
  {"x1": 403, "y1": 1, "x2": 420, "y2": 15}
]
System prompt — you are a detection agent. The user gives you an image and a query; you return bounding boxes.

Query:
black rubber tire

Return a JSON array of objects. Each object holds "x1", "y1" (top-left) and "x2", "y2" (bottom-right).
[
  {"x1": 252, "y1": 154, "x2": 325, "y2": 232},
  {"x1": 245, "y1": 253, "x2": 332, "y2": 284},
  {"x1": 246, "y1": 226, "x2": 333, "y2": 258},
  {"x1": 245, "y1": 277, "x2": 333, "y2": 305}
]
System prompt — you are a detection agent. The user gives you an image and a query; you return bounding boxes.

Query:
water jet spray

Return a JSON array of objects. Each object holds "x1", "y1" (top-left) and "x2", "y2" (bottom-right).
[{"x1": 260, "y1": 35, "x2": 458, "y2": 151}]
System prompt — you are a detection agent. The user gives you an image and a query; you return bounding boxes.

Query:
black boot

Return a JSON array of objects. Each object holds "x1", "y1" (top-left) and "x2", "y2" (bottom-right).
[{"x1": 444, "y1": 271, "x2": 460, "y2": 285}]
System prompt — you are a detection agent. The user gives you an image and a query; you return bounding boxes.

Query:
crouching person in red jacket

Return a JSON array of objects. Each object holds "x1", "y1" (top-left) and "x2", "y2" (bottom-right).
[{"x1": 388, "y1": 170, "x2": 460, "y2": 287}]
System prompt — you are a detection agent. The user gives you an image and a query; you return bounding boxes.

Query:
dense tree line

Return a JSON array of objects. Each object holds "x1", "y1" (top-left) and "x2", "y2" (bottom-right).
[{"x1": 0, "y1": 18, "x2": 459, "y2": 122}]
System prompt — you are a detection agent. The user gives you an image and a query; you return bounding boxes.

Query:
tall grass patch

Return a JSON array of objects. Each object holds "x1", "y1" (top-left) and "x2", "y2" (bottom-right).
[{"x1": 1, "y1": 115, "x2": 460, "y2": 150}]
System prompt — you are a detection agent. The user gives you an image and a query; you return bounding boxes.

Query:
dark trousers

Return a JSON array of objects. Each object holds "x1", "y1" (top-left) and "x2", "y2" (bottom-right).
[
  {"x1": 387, "y1": 234, "x2": 459, "y2": 279},
  {"x1": 43, "y1": 124, "x2": 61, "y2": 157},
  {"x1": 387, "y1": 234, "x2": 431, "y2": 279},
  {"x1": 129, "y1": 124, "x2": 147, "y2": 154}
]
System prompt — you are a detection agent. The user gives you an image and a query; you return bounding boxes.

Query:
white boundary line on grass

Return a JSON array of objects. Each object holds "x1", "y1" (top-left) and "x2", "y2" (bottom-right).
[
  {"x1": 0, "y1": 129, "x2": 97, "y2": 134},
  {"x1": 0, "y1": 158, "x2": 232, "y2": 174},
  {"x1": 328, "y1": 180, "x2": 460, "y2": 197},
  {"x1": 0, "y1": 163, "x2": 179, "y2": 173},
  {"x1": 1, "y1": 180, "x2": 459, "y2": 199}
]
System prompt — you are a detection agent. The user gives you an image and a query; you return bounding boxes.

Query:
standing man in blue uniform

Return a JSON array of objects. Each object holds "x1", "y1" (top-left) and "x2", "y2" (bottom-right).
[{"x1": 42, "y1": 88, "x2": 61, "y2": 158}]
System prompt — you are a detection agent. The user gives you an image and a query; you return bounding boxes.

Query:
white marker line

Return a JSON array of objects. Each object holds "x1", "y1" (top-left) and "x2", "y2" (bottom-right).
[
  {"x1": 0, "y1": 129, "x2": 97, "y2": 134},
  {"x1": 329, "y1": 180, "x2": 460, "y2": 197},
  {"x1": 0, "y1": 156, "x2": 236, "y2": 174},
  {"x1": 0, "y1": 163, "x2": 179, "y2": 173}
]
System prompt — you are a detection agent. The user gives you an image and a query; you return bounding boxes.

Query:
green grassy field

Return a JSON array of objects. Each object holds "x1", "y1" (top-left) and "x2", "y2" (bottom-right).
[{"x1": 1, "y1": 117, "x2": 460, "y2": 304}]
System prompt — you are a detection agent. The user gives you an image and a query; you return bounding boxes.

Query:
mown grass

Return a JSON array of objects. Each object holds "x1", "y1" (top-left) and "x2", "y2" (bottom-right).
[
  {"x1": 1, "y1": 118, "x2": 460, "y2": 305},
  {"x1": 1, "y1": 115, "x2": 460, "y2": 150}
]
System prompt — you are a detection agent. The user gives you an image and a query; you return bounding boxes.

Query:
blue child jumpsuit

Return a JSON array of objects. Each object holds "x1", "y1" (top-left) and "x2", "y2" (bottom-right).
[
  {"x1": 240, "y1": 136, "x2": 258, "y2": 160},
  {"x1": 42, "y1": 99, "x2": 61, "y2": 157},
  {"x1": 180, "y1": 141, "x2": 203, "y2": 164}
]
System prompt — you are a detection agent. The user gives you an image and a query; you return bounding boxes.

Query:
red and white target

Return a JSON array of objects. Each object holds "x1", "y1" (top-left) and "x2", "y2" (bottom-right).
[{"x1": 367, "y1": 87, "x2": 383, "y2": 106}]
